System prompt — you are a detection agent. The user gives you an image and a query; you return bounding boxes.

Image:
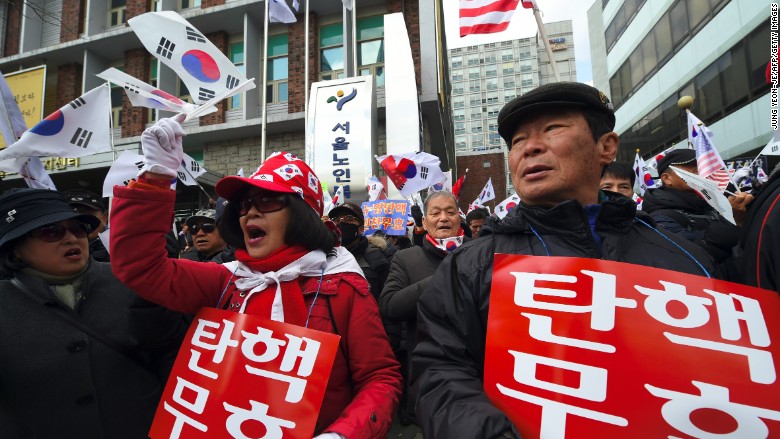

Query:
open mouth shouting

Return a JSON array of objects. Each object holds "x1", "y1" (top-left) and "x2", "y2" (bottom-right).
[
  {"x1": 245, "y1": 225, "x2": 268, "y2": 244},
  {"x1": 63, "y1": 247, "x2": 83, "y2": 261}
]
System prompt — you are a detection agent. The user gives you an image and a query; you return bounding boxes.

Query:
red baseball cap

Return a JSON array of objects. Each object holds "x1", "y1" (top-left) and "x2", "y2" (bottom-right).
[{"x1": 215, "y1": 152, "x2": 324, "y2": 216}]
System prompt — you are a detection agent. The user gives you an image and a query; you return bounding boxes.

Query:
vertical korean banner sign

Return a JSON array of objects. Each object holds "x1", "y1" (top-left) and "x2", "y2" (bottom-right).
[
  {"x1": 484, "y1": 255, "x2": 780, "y2": 438},
  {"x1": 149, "y1": 307, "x2": 340, "y2": 439},
  {"x1": 361, "y1": 200, "x2": 409, "y2": 236},
  {"x1": 1, "y1": 66, "x2": 46, "y2": 148},
  {"x1": 306, "y1": 76, "x2": 378, "y2": 204}
]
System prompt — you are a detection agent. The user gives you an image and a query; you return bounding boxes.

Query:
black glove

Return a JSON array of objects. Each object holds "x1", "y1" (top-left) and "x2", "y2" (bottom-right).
[{"x1": 411, "y1": 205, "x2": 423, "y2": 226}]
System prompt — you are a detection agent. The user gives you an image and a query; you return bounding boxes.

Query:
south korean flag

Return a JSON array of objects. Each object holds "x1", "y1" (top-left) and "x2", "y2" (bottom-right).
[
  {"x1": 274, "y1": 164, "x2": 304, "y2": 181},
  {"x1": 252, "y1": 174, "x2": 275, "y2": 182},
  {"x1": 291, "y1": 186, "x2": 304, "y2": 199},
  {"x1": 307, "y1": 172, "x2": 320, "y2": 194},
  {"x1": 128, "y1": 11, "x2": 254, "y2": 104},
  {"x1": 176, "y1": 153, "x2": 207, "y2": 186}
]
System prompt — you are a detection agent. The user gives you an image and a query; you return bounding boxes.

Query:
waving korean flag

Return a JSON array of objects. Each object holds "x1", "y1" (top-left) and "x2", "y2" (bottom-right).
[
  {"x1": 0, "y1": 85, "x2": 111, "y2": 160},
  {"x1": 177, "y1": 153, "x2": 207, "y2": 186},
  {"x1": 376, "y1": 152, "x2": 447, "y2": 197},
  {"x1": 495, "y1": 193, "x2": 520, "y2": 219},
  {"x1": 477, "y1": 177, "x2": 495, "y2": 204},
  {"x1": 102, "y1": 150, "x2": 146, "y2": 197},
  {"x1": 128, "y1": 11, "x2": 253, "y2": 104},
  {"x1": 97, "y1": 68, "x2": 204, "y2": 115}
]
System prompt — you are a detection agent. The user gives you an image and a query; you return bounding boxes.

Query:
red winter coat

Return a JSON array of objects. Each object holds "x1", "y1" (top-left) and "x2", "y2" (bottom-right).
[{"x1": 110, "y1": 186, "x2": 401, "y2": 438}]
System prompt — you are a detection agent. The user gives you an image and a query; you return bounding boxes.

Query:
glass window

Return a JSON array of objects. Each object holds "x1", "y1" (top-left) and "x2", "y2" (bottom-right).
[
  {"x1": 469, "y1": 81, "x2": 480, "y2": 93},
  {"x1": 452, "y1": 70, "x2": 464, "y2": 81},
  {"x1": 230, "y1": 41, "x2": 246, "y2": 109},
  {"x1": 653, "y1": 15, "x2": 673, "y2": 64},
  {"x1": 453, "y1": 109, "x2": 465, "y2": 121},
  {"x1": 469, "y1": 67, "x2": 480, "y2": 79},
  {"x1": 267, "y1": 34, "x2": 288, "y2": 104},
  {"x1": 485, "y1": 65, "x2": 497, "y2": 77},
  {"x1": 609, "y1": 74, "x2": 622, "y2": 107},
  {"x1": 110, "y1": 85, "x2": 123, "y2": 128},
  {"x1": 747, "y1": 24, "x2": 771, "y2": 93},
  {"x1": 687, "y1": 0, "x2": 709, "y2": 31},
  {"x1": 719, "y1": 45, "x2": 749, "y2": 110},
  {"x1": 619, "y1": 62, "x2": 631, "y2": 101},
  {"x1": 669, "y1": 1, "x2": 688, "y2": 48},
  {"x1": 640, "y1": 32, "x2": 657, "y2": 78},
  {"x1": 486, "y1": 78, "x2": 498, "y2": 91},
  {"x1": 452, "y1": 56, "x2": 463, "y2": 68},
  {"x1": 453, "y1": 99, "x2": 465, "y2": 108},
  {"x1": 502, "y1": 62, "x2": 514, "y2": 75},
  {"x1": 108, "y1": 0, "x2": 126, "y2": 27},
  {"x1": 695, "y1": 62, "x2": 723, "y2": 120},
  {"x1": 629, "y1": 48, "x2": 643, "y2": 89},
  {"x1": 320, "y1": 24, "x2": 344, "y2": 80},
  {"x1": 358, "y1": 16, "x2": 384, "y2": 87}
]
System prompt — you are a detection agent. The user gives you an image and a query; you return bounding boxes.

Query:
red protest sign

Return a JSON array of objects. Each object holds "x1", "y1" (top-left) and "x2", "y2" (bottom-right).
[
  {"x1": 149, "y1": 307, "x2": 340, "y2": 439},
  {"x1": 485, "y1": 255, "x2": 780, "y2": 438}
]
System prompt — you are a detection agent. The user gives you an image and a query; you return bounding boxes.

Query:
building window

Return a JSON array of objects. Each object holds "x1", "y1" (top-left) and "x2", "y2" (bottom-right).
[
  {"x1": 452, "y1": 70, "x2": 464, "y2": 81},
  {"x1": 501, "y1": 49, "x2": 513, "y2": 61},
  {"x1": 108, "y1": 0, "x2": 126, "y2": 27},
  {"x1": 485, "y1": 66, "x2": 497, "y2": 77},
  {"x1": 110, "y1": 83, "x2": 123, "y2": 128},
  {"x1": 453, "y1": 85, "x2": 464, "y2": 95},
  {"x1": 178, "y1": 79, "x2": 193, "y2": 104},
  {"x1": 469, "y1": 81, "x2": 480, "y2": 93},
  {"x1": 229, "y1": 41, "x2": 246, "y2": 108},
  {"x1": 486, "y1": 92, "x2": 498, "y2": 104},
  {"x1": 452, "y1": 56, "x2": 463, "y2": 68},
  {"x1": 453, "y1": 99, "x2": 465, "y2": 109},
  {"x1": 455, "y1": 122, "x2": 465, "y2": 135},
  {"x1": 486, "y1": 79, "x2": 498, "y2": 91},
  {"x1": 467, "y1": 55, "x2": 480, "y2": 66},
  {"x1": 504, "y1": 78, "x2": 515, "y2": 89},
  {"x1": 502, "y1": 62, "x2": 514, "y2": 75},
  {"x1": 320, "y1": 23, "x2": 344, "y2": 80},
  {"x1": 180, "y1": 0, "x2": 201, "y2": 9},
  {"x1": 358, "y1": 16, "x2": 384, "y2": 87},
  {"x1": 468, "y1": 67, "x2": 480, "y2": 79},
  {"x1": 266, "y1": 35, "x2": 288, "y2": 104},
  {"x1": 453, "y1": 109, "x2": 465, "y2": 121}
]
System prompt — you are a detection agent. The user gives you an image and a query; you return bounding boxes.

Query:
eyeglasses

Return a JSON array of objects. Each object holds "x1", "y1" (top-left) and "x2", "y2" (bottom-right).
[
  {"x1": 332, "y1": 215, "x2": 362, "y2": 225},
  {"x1": 29, "y1": 222, "x2": 90, "y2": 242},
  {"x1": 190, "y1": 223, "x2": 217, "y2": 234},
  {"x1": 238, "y1": 194, "x2": 289, "y2": 216}
]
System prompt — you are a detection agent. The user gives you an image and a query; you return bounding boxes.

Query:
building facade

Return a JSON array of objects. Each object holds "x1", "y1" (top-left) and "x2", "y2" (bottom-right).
[
  {"x1": 449, "y1": 20, "x2": 576, "y2": 208},
  {"x1": 588, "y1": 0, "x2": 771, "y2": 166},
  {"x1": 0, "y1": 0, "x2": 453, "y2": 214}
]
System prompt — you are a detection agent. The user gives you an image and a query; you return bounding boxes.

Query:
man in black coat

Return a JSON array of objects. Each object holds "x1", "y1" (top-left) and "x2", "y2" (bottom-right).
[
  {"x1": 739, "y1": 163, "x2": 780, "y2": 292},
  {"x1": 411, "y1": 82, "x2": 717, "y2": 439}
]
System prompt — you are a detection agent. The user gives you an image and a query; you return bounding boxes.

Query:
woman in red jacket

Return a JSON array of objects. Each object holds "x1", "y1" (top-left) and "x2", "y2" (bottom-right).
[{"x1": 110, "y1": 116, "x2": 401, "y2": 439}]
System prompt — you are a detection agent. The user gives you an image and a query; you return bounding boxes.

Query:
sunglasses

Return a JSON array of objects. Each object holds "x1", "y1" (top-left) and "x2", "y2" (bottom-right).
[
  {"x1": 190, "y1": 223, "x2": 217, "y2": 234},
  {"x1": 29, "y1": 222, "x2": 90, "y2": 242},
  {"x1": 332, "y1": 215, "x2": 362, "y2": 225},
  {"x1": 238, "y1": 194, "x2": 289, "y2": 216}
]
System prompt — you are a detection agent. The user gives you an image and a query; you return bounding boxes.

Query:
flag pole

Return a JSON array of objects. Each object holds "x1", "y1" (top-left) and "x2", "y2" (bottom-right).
[
  {"x1": 261, "y1": 0, "x2": 270, "y2": 162},
  {"x1": 304, "y1": 0, "x2": 310, "y2": 135},
  {"x1": 532, "y1": 3, "x2": 561, "y2": 82}
]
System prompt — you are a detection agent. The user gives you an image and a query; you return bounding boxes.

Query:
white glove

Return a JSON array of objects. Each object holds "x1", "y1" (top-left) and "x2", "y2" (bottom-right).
[
  {"x1": 313, "y1": 434, "x2": 345, "y2": 439},
  {"x1": 139, "y1": 113, "x2": 186, "y2": 178}
]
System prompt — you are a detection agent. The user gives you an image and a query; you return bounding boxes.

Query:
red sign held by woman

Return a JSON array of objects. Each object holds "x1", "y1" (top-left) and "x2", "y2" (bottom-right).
[{"x1": 149, "y1": 307, "x2": 340, "y2": 439}]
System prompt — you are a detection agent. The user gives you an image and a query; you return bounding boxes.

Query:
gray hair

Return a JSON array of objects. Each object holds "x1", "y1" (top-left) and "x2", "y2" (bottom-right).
[{"x1": 423, "y1": 191, "x2": 458, "y2": 211}]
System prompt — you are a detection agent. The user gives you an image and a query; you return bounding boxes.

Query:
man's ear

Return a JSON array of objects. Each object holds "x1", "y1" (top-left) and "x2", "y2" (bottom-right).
[
  {"x1": 660, "y1": 171, "x2": 674, "y2": 187},
  {"x1": 597, "y1": 132, "x2": 619, "y2": 165}
]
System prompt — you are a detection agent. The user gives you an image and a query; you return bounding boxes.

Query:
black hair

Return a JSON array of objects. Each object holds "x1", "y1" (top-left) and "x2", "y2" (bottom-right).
[
  {"x1": 466, "y1": 207, "x2": 489, "y2": 224},
  {"x1": 603, "y1": 162, "x2": 636, "y2": 187},
  {"x1": 218, "y1": 189, "x2": 336, "y2": 254},
  {"x1": 581, "y1": 111, "x2": 614, "y2": 142}
]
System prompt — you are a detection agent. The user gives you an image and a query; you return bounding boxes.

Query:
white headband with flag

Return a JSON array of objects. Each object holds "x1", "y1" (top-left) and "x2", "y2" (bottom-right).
[
  {"x1": 128, "y1": 11, "x2": 254, "y2": 104},
  {"x1": 0, "y1": 85, "x2": 111, "y2": 161}
]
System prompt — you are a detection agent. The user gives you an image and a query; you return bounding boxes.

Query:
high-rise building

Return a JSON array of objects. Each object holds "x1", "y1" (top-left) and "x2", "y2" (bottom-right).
[
  {"x1": 449, "y1": 20, "x2": 576, "y2": 206},
  {"x1": 588, "y1": 0, "x2": 771, "y2": 165},
  {"x1": 0, "y1": 0, "x2": 453, "y2": 213}
]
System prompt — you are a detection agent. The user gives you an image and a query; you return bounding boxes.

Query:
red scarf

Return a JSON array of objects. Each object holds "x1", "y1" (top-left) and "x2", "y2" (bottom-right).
[{"x1": 234, "y1": 245, "x2": 310, "y2": 326}]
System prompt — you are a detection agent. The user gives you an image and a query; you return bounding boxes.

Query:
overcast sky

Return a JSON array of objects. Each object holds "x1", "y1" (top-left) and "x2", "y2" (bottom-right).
[{"x1": 443, "y1": 0, "x2": 598, "y2": 84}]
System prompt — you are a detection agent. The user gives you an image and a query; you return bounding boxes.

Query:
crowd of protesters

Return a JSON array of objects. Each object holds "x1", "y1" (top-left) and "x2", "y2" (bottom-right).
[{"x1": 0, "y1": 81, "x2": 778, "y2": 439}]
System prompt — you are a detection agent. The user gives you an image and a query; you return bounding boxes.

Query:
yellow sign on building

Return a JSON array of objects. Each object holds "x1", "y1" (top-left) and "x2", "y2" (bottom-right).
[{"x1": 1, "y1": 65, "x2": 46, "y2": 148}]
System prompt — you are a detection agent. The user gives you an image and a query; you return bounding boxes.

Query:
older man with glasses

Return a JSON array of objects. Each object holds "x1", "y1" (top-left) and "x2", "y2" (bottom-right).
[{"x1": 180, "y1": 209, "x2": 232, "y2": 263}]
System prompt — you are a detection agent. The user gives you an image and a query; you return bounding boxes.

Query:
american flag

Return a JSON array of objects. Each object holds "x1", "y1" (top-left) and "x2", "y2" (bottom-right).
[
  {"x1": 688, "y1": 111, "x2": 729, "y2": 190},
  {"x1": 459, "y1": 0, "x2": 520, "y2": 37}
]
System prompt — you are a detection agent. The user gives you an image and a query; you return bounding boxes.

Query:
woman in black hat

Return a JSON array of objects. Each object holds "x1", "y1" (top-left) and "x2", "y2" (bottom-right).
[{"x1": 0, "y1": 188, "x2": 184, "y2": 439}]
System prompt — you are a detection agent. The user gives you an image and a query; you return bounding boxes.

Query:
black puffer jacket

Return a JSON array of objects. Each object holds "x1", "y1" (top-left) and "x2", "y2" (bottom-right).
[
  {"x1": 412, "y1": 195, "x2": 716, "y2": 439},
  {"x1": 739, "y1": 169, "x2": 780, "y2": 292},
  {"x1": 642, "y1": 187, "x2": 739, "y2": 263}
]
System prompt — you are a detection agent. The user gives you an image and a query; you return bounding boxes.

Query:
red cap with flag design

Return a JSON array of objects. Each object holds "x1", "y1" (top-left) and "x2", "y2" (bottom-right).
[{"x1": 215, "y1": 151, "x2": 324, "y2": 216}]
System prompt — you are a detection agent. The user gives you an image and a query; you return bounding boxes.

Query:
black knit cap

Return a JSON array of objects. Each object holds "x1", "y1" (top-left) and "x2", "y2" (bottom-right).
[
  {"x1": 0, "y1": 188, "x2": 101, "y2": 248},
  {"x1": 497, "y1": 82, "x2": 616, "y2": 146},
  {"x1": 328, "y1": 202, "x2": 364, "y2": 223},
  {"x1": 62, "y1": 189, "x2": 106, "y2": 211},
  {"x1": 656, "y1": 149, "x2": 696, "y2": 174}
]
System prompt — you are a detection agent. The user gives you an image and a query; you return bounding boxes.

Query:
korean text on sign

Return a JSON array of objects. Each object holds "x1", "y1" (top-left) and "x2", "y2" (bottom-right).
[
  {"x1": 149, "y1": 307, "x2": 340, "y2": 439},
  {"x1": 361, "y1": 200, "x2": 409, "y2": 236},
  {"x1": 484, "y1": 255, "x2": 780, "y2": 439}
]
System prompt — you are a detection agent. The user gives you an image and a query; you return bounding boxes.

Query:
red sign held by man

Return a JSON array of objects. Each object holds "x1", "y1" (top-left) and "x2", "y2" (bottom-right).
[
  {"x1": 485, "y1": 255, "x2": 780, "y2": 438},
  {"x1": 149, "y1": 307, "x2": 340, "y2": 439}
]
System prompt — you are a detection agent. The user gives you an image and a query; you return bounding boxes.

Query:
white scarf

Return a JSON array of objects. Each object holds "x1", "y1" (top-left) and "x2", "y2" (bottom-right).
[{"x1": 222, "y1": 247, "x2": 365, "y2": 319}]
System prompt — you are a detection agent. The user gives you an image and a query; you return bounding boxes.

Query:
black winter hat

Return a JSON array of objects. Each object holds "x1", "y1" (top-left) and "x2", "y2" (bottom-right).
[
  {"x1": 63, "y1": 189, "x2": 106, "y2": 211},
  {"x1": 497, "y1": 82, "x2": 616, "y2": 145},
  {"x1": 656, "y1": 149, "x2": 697, "y2": 175},
  {"x1": 328, "y1": 202, "x2": 364, "y2": 224},
  {"x1": 0, "y1": 188, "x2": 101, "y2": 249}
]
